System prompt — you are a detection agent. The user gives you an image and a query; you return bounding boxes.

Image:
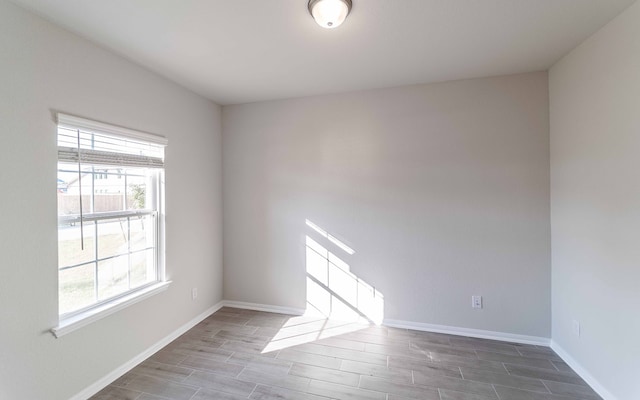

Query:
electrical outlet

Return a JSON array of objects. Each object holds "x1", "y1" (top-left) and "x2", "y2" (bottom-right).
[
  {"x1": 572, "y1": 320, "x2": 580, "y2": 337},
  {"x1": 191, "y1": 288, "x2": 198, "y2": 300},
  {"x1": 472, "y1": 295, "x2": 482, "y2": 309}
]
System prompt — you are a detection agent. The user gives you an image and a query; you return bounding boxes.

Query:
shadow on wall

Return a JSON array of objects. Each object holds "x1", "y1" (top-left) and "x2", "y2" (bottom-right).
[{"x1": 304, "y1": 219, "x2": 384, "y2": 325}]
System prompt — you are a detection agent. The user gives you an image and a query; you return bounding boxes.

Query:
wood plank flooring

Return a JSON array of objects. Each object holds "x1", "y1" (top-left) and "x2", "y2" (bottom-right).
[{"x1": 92, "y1": 307, "x2": 601, "y2": 400}]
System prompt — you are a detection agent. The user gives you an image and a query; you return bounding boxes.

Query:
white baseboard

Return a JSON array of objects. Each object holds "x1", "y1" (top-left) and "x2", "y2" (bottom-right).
[
  {"x1": 383, "y1": 318, "x2": 550, "y2": 346},
  {"x1": 70, "y1": 301, "x2": 224, "y2": 400},
  {"x1": 550, "y1": 340, "x2": 617, "y2": 400},
  {"x1": 222, "y1": 300, "x2": 305, "y2": 316},
  {"x1": 222, "y1": 301, "x2": 550, "y2": 346}
]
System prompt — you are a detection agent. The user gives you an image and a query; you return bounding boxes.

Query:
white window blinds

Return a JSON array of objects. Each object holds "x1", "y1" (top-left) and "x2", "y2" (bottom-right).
[{"x1": 57, "y1": 113, "x2": 167, "y2": 168}]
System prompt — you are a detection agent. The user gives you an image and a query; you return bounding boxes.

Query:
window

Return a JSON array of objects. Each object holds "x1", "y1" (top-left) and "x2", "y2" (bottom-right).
[{"x1": 56, "y1": 114, "x2": 167, "y2": 325}]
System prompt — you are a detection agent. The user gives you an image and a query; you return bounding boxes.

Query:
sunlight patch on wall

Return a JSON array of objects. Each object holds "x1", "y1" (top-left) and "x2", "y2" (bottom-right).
[
  {"x1": 306, "y1": 219, "x2": 355, "y2": 255},
  {"x1": 305, "y1": 220, "x2": 384, "y2": 325},
  {"x1": 261, "y1": 219, "x2": 384, "y2": 354}
]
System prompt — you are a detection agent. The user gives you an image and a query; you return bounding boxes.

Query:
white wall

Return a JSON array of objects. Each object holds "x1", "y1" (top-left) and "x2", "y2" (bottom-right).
[
  {"x1": 223, "y1": 72, "x2": 551, "y2": 338},
  {"x1": 0, "y1": 1, "x2": 223, "y2": 398},
  {"x1": 549, "y1": 1, "x2": 640, "y2": 398}
]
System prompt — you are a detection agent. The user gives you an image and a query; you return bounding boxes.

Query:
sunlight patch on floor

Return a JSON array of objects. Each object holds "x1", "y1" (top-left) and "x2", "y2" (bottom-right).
[{"x1": 261, "y1": 315, "x2": 369, "y2": 353}]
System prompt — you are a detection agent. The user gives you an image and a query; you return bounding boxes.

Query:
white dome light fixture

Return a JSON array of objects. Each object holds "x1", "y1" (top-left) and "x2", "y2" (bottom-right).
[{"x1": 308, "y1": 0, "x2": 352, "y2": 29}]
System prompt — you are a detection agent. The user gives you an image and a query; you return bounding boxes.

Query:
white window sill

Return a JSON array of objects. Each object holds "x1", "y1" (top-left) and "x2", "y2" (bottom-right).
[{"x1": 51, "y1": 281, "x2": 171, "y2": 338}]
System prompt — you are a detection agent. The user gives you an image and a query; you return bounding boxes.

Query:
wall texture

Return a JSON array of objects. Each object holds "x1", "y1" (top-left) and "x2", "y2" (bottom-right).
[
  {"x1": 0, "y1": 1, "x2": 223, "y2": 398},
  {"x1": 549, "y1": 1, "x2": 640, "y2": 398},
  {"x1": 223, "y1": 72, "x2": 551, "y2": 338}
]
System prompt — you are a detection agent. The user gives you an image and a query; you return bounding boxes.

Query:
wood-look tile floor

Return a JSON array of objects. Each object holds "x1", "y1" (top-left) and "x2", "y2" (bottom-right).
[{"x1": 92, "y1": 307, "x2": 601, "y2": 400}]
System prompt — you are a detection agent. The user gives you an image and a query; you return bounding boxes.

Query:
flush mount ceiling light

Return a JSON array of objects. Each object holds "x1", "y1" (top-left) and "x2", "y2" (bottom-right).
[{"x1": 308, "y1": 0, "x2": 352, "y2": 29}]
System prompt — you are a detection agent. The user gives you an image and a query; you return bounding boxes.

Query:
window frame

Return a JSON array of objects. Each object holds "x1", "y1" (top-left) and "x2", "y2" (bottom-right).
[{"x1": 52, "y1": 114, "x2": 169, "y2": 338}]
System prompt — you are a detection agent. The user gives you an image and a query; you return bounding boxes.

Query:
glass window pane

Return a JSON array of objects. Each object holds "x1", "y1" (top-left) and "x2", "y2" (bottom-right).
[
  {"x1": 98, "y1": 256, "x2": 129, "y2": 300},
  {"x1": 59, "y1": 263, "x2": 96, "y2": 314},
  {"x1": 130, "y1": 215, "x2": 154, "y2": 252},
  {"x1": 93, "y1": 167, "x2": 125, "y2": 213},
  {"x1": 58, "y1": 163, "x2": 93, "y2": 215},
  {"x1": 97, "y1": 219, "x2": 128, "y2": 259},
  {"x1": 58, "y1": 221, "x2": 96, "y2": 267},
  {"x1": 130, "y1": 249, "x2": 155, "y2": 288},
  {"x1": 126, "y1": 172, "x2": 147, "y2": 210}
]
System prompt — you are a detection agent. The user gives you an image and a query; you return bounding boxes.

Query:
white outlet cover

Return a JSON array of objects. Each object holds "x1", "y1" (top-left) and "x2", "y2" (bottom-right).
[
  {"x1": 472, "y1": 295, "x2": 482, "y2": 309},
  {"x1": 572, "y1": 320, "x2": 580, "y2": 336}
]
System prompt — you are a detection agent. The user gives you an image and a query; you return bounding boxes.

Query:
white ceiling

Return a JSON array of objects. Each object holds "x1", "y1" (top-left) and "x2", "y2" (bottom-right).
[{"x1": 11, "y1": 0, "x2": 636, "y2": 105}]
